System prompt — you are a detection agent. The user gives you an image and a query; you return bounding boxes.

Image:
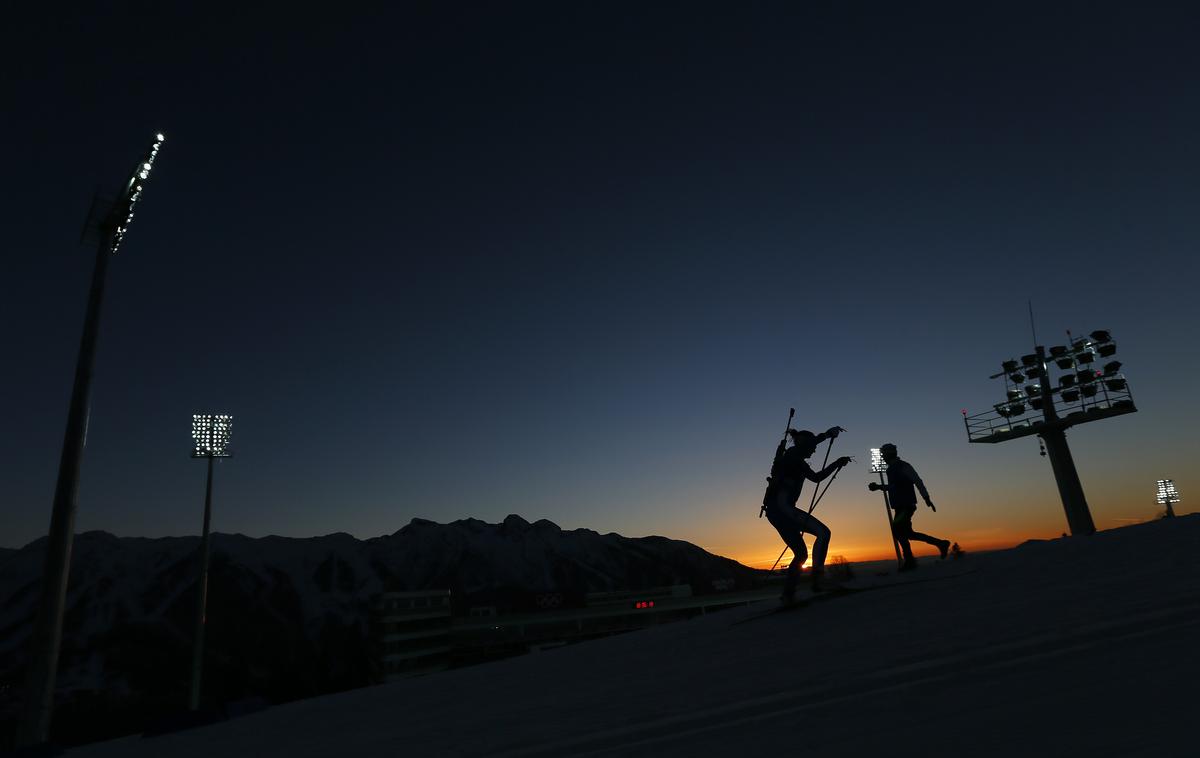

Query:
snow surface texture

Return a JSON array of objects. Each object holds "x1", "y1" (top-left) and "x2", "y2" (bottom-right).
[{"x1": 66, "y1": 515, "x2": 1200, "y2": 757}]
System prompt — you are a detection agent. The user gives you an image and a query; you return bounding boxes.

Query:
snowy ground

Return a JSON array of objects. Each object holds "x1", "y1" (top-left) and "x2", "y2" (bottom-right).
[{"x1": 68, "y1": 515, "x2": 1199, "y2": 757}]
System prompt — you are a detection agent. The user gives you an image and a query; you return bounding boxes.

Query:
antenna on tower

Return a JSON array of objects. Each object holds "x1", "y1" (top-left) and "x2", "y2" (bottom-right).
[{"x1": 1028, "y1": 299, "x2": 1038, "y2": 348}]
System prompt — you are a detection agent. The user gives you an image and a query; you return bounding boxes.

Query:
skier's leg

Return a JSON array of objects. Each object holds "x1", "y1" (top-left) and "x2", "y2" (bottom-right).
[
  {"x1": 795, "y1": 512, "x2": 831, "y2": 574},
  {"x1": 793, "y1": 511, "x2": 832, "y2": 589},
  {"x1": 892, "y1": 509, "x2": 916, "y2": 565},
  {"x1": 782, "y1": 534, "x2": 808, "y2": 599},
  {"x1": 909, "y1": 529, "x2": 951, "y2": 558},
  {"x1": 767, "y1": 504, "x2": 808, "y2": 600}
]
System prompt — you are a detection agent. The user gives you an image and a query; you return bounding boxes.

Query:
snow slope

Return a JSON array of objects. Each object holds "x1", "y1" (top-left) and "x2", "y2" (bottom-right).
[{"x1": 66, "y1": 515, "x2": 1200, "y2": 757}]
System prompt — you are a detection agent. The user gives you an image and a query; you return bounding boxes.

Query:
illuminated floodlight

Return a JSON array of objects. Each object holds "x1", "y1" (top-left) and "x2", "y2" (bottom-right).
[
  {"x1": 109, "y1": 132, "x2": 166, "y2": 255},
  {"x1": 870, "y1": 448, "x2": 887, "y2": 473},
  {"x1": 1156, "y1": 479, "x2": 1180, "y2": 505},
  {"x1": 192, "y1": 414, "x2": 233, "y2": 457}
]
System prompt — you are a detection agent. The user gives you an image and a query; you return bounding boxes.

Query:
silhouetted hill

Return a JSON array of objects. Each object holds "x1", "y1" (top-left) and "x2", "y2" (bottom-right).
[{"x1": 0, "y1": 517, "x2": 757, "y2": 747}]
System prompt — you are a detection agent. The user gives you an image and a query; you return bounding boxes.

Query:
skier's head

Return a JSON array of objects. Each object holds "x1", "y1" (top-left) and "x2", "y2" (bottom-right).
[
  {"x1": 788, "y1": 429, "x2": 819, "y2": 457},
  {"x1": 881, "y1": 443, "x2": 898, "y2": 462}
]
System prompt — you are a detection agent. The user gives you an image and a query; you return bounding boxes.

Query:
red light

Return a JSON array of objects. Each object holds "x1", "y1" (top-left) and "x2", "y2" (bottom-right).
[{"x1": 648, "y1": 601, "x2": 655, "y2": 607}]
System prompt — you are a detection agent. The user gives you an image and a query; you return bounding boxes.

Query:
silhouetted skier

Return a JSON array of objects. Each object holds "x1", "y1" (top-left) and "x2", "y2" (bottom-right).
[
  {"x1": 868, "y1": 443, "x2": 950, "y2": 571},
  {"x1": 764, "y1": 427, "x2": 851, "y2": 600}
]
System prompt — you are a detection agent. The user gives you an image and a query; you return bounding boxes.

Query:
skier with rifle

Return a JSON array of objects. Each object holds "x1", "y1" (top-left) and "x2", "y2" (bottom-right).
[
  {"x1": 867, "y1": 443, "x2": 951, "y2": 571},
  {"x1": 763, "y1": 425, "x2": 851, "y2": 601}
]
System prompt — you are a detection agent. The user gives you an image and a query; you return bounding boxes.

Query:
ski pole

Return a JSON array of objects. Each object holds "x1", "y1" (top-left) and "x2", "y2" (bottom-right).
[
  {"x1": 807, "y1": 461, "x2": 847, "y2": 515},
  {"x1": 878, "y1": 471, "x2": 904, "y2": 567},
  {"x1": 807, "y1": 437, "x2": 833, "y2": 512},
  {"x1": 768, "y1": 544, "x2": 790, "y2": 572}
]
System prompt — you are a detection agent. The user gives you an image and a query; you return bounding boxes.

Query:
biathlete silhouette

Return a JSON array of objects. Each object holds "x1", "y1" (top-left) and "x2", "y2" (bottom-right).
[
  {"x1": 868, "y1": 443, "x2": 951, "y2": 571},
  {"x1": 761, "y1": 411, "x2": 851, "y2": 602}
]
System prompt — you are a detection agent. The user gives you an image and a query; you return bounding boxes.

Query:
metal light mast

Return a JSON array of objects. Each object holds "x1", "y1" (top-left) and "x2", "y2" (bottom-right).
[
  {"x1": 870, "y1": 448, "x2": 904, "y2": 566},
  {"x1": 1156, "y1": 479, "x2": 1180, "y2": 519},
  {"x1": 189, "y1": 414, "x2": 233, "y2": 711},
  {"x1": 20, "y1": 133, "x2": 166, "y2": 747},
  {"x1": 962, "y1": 330, "x2": 1137, "y2": 536}
]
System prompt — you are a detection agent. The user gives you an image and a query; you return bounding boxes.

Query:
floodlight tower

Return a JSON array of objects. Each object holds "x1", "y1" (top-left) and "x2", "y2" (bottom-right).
[
  {"x1": 1156, "y1": 479, "x2": 1180, "y2": 519},
  {"x1": 962, "y1": 330, "x2": 1137, "y2": 536},
  {"x1": 20, "y1": 133, "x2": 166, "y2": 747},
  {"x1": 190, "y1": 413, "x2": 233, "y2": 711},
  {"x1": 871, "y1": 448, "x2": 904, "y2": 566}
]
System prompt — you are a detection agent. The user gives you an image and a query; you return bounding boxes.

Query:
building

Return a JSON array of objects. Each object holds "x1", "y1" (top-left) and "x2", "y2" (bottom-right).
[{"x1": 375, "y1": 589, "x2": 452, "y2": 681}]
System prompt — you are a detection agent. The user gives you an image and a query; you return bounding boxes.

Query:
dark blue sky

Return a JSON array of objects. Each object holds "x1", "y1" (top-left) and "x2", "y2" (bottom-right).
[{"x1": 4, "y1": 2, "x2": 1198, "y2": 562}]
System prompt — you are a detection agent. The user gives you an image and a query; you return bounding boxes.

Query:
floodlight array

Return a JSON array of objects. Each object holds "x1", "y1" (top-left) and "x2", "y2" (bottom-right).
[
  {"x1": 1155, "y1": 479, "x2": 1180, "y2": 505},
  {"x1": 192, "y1": 413, "x2": 233, "y2": 457},
  {"x1": 965, "y1": 329, "x2": 1136, "y2": 443},
  {"x1": 870, "y1": 448, "x2": 887, "y2": 474},
  {"x1": 992, "y1": 330, "x2": 1128, "y2": 419},
  {"x1": 109, "y1": 133, "x2": 165, "y2": 255}
]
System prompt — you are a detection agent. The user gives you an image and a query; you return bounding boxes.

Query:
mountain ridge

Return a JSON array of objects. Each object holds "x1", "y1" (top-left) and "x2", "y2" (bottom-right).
[{"x1": 0, "y1": 515, "x2": 760, "y2": 748}]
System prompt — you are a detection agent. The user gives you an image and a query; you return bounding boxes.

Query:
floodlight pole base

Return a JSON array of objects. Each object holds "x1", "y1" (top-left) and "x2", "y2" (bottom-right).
[
  {"x1": 189, "y1": 455, "x2": 215, "y2": 711},
  {"x1": 1033, "y1": 345, "x2": 1096, "y2": 537},
  {"x1": 1039, "y1": 427, "x2": 1096, "y2": 536},
  {"x1": 878, "y1": 472, "x2": 904, "y2": 567}
]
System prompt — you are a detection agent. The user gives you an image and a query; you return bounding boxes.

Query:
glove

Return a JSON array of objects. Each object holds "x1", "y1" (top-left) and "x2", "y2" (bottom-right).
[
  {"x1": 868, "y1": 482, "x2": 880, "y2": 491},
  {"x1": 825, "y1": 426, "x2": 845, "y2": 439},
  {"x1": 927, "y1": 501, "x2": 937, "y2": 512},
  {"x1": 834, "y1": 456, "x2": 852, "y2": 468}
]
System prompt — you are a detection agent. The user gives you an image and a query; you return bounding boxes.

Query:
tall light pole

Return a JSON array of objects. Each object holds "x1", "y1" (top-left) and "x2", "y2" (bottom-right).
[
  {"x1": 871, "y1": 448, "x2": 904, "y2": 567},
  {"x1": 20, "y1": 133, "x2": 166, "y2": 747},
  {"x1": 189, "y1": 413, "x2": 233, "y2": 711},
  {"x1": 1156, "y1": 479, "x2": 1180, "y2": 519},
  {"x1": 963, "y1": 330, "x2": 1136, "y2": 536}
]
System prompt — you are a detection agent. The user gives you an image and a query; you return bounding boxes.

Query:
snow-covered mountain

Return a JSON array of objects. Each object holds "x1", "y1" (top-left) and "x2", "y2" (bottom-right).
[
  {"x1": 60, "y1": 515, "x2": 1200, "y2": 758},
  {"x1": 0, "y1": 515, "x2": 758, "y2": 747}
]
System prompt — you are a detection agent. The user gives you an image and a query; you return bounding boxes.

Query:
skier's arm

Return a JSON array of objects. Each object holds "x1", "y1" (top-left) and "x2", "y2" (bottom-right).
[
  {"x1": 816, "y1": 426, "x2": 846, "y2": 444},
  {"x1": 808, "y1": 456, "x2": 852, "y2": 482},
  {"x1": 906, "y1": 462, "x2": 935, "y2": 509}
]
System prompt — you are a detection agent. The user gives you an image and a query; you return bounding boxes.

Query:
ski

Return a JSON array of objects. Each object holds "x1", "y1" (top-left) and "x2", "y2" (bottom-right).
[{"x1": 732, "y1": 566, "x2": 981, "y2": 626}]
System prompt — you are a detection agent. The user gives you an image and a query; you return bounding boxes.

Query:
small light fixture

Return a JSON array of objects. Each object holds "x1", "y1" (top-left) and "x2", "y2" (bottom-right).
[
  {"x1": 192, "y1": 414, "x2": 233, "y2": 458},
  {"x1": 870, "y1": 448, "x2": 887, "y2": 474}
]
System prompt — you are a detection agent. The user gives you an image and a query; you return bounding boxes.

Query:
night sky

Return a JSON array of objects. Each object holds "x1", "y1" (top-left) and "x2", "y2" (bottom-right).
[{"x1": 5, "y1": 2, "x2": 1198, "y2": 566}]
